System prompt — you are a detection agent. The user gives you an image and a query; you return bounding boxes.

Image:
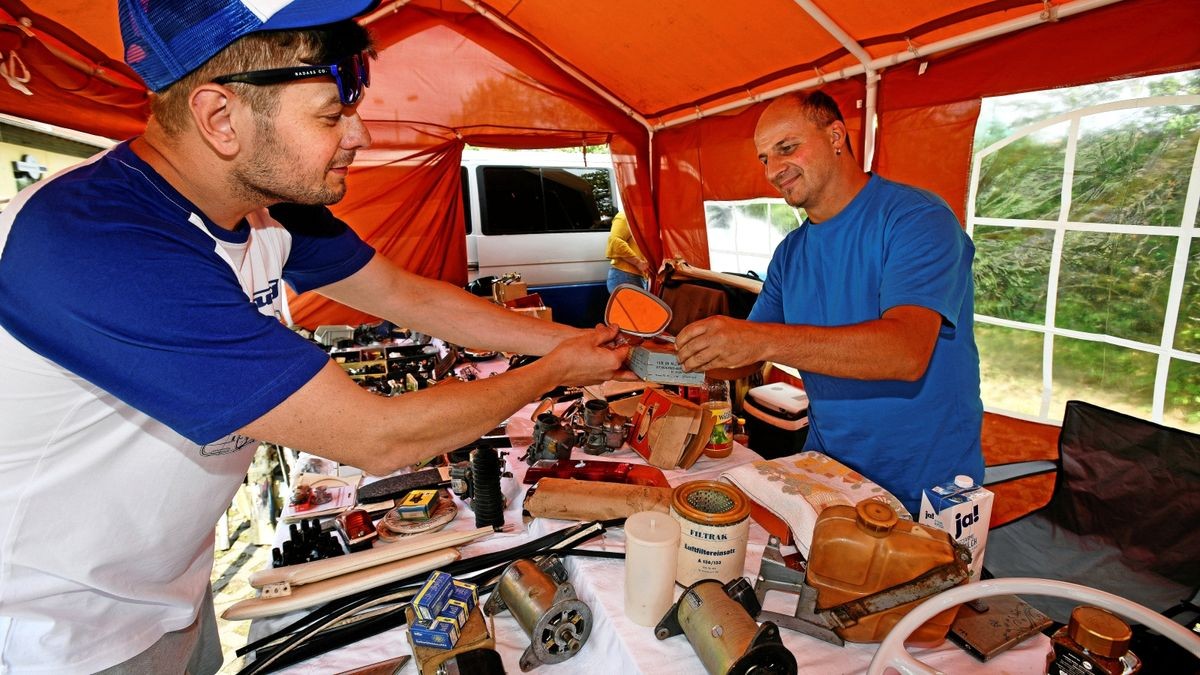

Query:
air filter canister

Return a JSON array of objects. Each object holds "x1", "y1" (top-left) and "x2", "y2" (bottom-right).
[{"x1": 671, "y1": 480, "x2": 751, "y2": 586}]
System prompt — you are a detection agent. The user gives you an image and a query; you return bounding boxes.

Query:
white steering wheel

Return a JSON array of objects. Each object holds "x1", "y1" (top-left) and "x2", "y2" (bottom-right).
[{"x1": 868, "y1": 577, "x2": 1200, "y2": 675}]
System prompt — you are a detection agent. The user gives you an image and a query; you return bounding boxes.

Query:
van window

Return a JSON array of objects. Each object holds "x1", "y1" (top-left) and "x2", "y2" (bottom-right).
[{"x1": 478, "y1": 166, "x2": 616, "y2": 235}]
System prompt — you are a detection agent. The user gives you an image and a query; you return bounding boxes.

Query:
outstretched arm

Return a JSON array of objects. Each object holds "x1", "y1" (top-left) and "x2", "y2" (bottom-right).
[
  {"x1": 674, "y1": 305, "x2": 941, "y2": 381},
  {"x1": 316, "y1": 254, "x2": 582, "y2": 355},
  {"x1": 238, "y1": 325, "x2": 632, "y2": 475}
]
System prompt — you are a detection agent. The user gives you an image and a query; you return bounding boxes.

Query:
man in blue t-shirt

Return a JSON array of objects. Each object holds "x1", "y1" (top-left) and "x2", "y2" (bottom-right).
[
  {"x1": 0, "y1": 2, "x2": 631, "y2": 673},
  {"x1": 675, "y1": 91, "x2": 983, "y2": 514}
]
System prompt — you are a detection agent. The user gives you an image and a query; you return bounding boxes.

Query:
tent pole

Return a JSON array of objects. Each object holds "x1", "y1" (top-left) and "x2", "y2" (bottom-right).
[
  {"x1": 788, "y1": 0, "x2": 876, "y2": 170},
  {"x1": 791, "y1": 0, "x2": 872, "y2": 64},
  {"x1": 457, "y1": 0, "x2": 651, "y2": 133},
  {"x1": 863, "y1": 69, "x2": 878, "y2": 172},
  {"x1": 653, "y1": 0, "x2": 1128, "y2": 130},
  {"x1": 360, "y1": 0, "x2": 417, "y2": 25}
]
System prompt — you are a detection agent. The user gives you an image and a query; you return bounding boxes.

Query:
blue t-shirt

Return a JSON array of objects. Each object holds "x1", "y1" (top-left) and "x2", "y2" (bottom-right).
[
  {"x1": 748, "y1": 174, "x2": 983, "y2": 512},
  {"x1": 0, "y1": 141, "x2": 375, "y2": 444}
]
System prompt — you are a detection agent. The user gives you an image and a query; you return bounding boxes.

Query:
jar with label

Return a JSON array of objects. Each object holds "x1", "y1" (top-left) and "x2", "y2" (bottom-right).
[
  {"x1": 1050, "y1": 605, "x2": 1141, "y2": 674},
  {"x1": 702, "y1": 377, "x2": 733, "y2": 459}
]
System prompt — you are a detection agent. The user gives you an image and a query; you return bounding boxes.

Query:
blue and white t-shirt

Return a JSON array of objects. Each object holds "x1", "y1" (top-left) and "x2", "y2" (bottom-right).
[{"x1": 0, "y1": 141, "x2": 374, "y2": 672}]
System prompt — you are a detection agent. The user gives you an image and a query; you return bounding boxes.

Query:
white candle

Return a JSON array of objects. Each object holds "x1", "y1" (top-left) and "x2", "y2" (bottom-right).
[{"x1": 623, "y1": 510, "x2": 681, "y2": 627}]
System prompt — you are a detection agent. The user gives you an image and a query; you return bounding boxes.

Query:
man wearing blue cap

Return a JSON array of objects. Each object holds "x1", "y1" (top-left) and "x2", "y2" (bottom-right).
[{"x1": 0, "y1": 2, "x2": 630, "y2": 672}]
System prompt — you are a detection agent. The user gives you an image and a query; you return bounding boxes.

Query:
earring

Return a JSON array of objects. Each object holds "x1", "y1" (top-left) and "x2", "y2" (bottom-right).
[{"x1": 836, "y1": 148, "x2": 842, "y2": 156}]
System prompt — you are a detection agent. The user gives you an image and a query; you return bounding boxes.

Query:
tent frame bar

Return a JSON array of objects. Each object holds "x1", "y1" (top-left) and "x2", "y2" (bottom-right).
[
  {"x1": 652, "y1": 0, "x2": 1127, "y2": 131},
  {"x1": 790, "y1": 0, "x2": 878, "y2": 169}
]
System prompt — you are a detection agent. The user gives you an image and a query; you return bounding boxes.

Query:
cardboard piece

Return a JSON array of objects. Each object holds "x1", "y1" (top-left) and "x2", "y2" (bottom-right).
[
  {"x1": 503, "y1": 293, "x2": 544, "y2": 309},
  {"x1": 492, "y1": 280, "x2": 528, "y2": 304},
  {"x1": 627, "y1": 389, "x2": 713, "y2": 469},
  {"x1": 510, "y1": 306, "x2": 553, "y2": 322},
  {"x1": 628, "y1": 339, "x2": 705, "y2": 386}
]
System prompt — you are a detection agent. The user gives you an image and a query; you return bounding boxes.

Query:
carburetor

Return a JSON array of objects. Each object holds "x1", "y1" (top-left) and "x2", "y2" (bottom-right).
[{"x1": 524, "y1": 399, "x2": 631, "y2": 464}]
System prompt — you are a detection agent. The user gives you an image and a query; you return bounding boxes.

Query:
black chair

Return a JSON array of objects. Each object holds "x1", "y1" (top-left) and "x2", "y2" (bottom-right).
[{"x1": 984, "y1": 400, "x2": 1199, "y2": 669}]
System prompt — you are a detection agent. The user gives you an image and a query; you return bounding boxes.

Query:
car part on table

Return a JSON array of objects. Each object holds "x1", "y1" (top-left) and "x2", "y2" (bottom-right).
[
  {"x1": 247, "y1": 527, "x2": 494, "y2": 593},
  {"x1": 521, "y1": 457, "x2": 670, "y2": 487},
  {"x1": 867, "y1": 577, "x2": 1200, "y2": 675},
  {"x1": 236, "y1": 521, "x2": 610, "y2": 675},
  {"x1": 671, "y1": 480, "x2": 752, "y2": 586},
  {"x1": 356, "y1": 468, "x2": 448, "y2": 504},
  {"x1": 578, "y1": 398, "x2": 631, "y2": 454},
  {"x1": 655, "y1": 577, "x2": 796, "y2": 675},
  {"x1": 753, "y1": 500, "x2": 970, "y2": 647},
  {"x1": 273, "y1": 517, "x2": 344, "y2": 568},
  {"x1": 223, "y1": 548, "x2": 460, "y2": 621},
  {"x1": 523, "y1": 478, "x2": 671, "y2": 521},
  {"x1": 525, "y1": 411, "x2": 580, "y2": 463},
  {"x1": 483, "y1": 555, "x2": 592, "y2": 671}
]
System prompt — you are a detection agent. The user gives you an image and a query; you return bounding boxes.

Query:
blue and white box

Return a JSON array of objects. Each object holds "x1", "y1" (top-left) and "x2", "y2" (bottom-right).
[
  {"x1": 410, "y1": 616, "x2": 459, "y2": 649},
  {"x1": 413, "y1": 570, "x2": 454, "y2": 622},
  {"x1": 450, "y1": 580, "x2": 478, "y2": 613},
  {"x1": 438, "y1": 598, "x2": 469, "y2": 631},
  {"x1": 919, "y1": 475, "x2": 993, "y2": 583}
]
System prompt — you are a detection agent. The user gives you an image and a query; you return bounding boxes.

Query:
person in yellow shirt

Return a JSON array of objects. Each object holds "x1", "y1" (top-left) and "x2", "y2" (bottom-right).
[{"x1": 605, "y1": 211, "x2": 651, "y2": 292}]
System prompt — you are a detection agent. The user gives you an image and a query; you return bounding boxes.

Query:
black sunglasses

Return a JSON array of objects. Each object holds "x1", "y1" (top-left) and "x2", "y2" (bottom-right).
[{"x1": 213, "y1": 51, "x2": 370, "y2": 106}]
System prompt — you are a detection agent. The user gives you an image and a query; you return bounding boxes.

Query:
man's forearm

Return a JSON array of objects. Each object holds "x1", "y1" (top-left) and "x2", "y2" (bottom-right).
[
  {"x1": 756, "y1": 312, "x2": 937, "y2": 381},
  {"x1": 676, "y1": 307, "x2": 940, "y2": 381}
]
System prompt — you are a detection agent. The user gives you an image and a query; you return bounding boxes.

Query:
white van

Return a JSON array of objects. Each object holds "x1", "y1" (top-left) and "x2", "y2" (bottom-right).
[{"x1": 460, "y1": 148, "x2": 619, "y2": 287}]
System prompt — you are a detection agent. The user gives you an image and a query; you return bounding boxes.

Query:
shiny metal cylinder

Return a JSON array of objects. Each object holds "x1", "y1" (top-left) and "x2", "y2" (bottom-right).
[
  {"x1": 488, "y1": 558, "x2": 592, "y2": 671},
  {"x1": 669, "y1": 580, "x2": 796, "y2": 675}
]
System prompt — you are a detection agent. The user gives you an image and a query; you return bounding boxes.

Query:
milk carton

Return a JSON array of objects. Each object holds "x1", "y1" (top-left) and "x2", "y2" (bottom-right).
[{"x1": 919, "y1": 475, "x2": 993, "y2": 582}]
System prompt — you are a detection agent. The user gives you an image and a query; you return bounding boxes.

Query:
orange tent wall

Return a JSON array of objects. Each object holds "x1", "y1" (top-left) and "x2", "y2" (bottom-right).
[
  {"x1": 288, "y1": 6, "x2": 660, "y2": 327},
  {"x1": 652, "y1": 0, "x2": 1200, "y2": 263},
  {"x1": 3, "y1": 0, "x2": 1199, "y2": 328}
]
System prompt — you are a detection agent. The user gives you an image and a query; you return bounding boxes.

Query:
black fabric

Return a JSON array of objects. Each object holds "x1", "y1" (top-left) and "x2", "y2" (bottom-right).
[
  {"x1": 986, "y1": 400, "x2": 1200, "y2": 623},
  {"x1": 1050, "y1": 400, "x2": 1200, "y2": 588}
]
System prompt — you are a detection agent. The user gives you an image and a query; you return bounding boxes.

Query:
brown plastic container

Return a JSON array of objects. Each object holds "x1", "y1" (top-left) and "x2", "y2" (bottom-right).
[{"x1": 806, "y1": 500, "x2": 966, "y2": 646}]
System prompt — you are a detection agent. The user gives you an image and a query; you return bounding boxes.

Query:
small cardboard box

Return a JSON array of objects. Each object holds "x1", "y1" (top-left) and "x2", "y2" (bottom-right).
[
  {"x1": 413, "y1": 570, "x2": 454, "y2": 622},
  {"x1": 628, "y1": 339, "x2": 705, "y2": 386},
  {"x1": 919, "y1": 478, "x2": 994, "y2": 583},
  {"x1": 627, "y1": 389, "x2": 713, "y2": 470},
  {"x1": 409, "y1": 616, "x2": 459, "y2": 650},
  {"x1": 492, "y1": 280, "x2": 528, "y2": 304}
]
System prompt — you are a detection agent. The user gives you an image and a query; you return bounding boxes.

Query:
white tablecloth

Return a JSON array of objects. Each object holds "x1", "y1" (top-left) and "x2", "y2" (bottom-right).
[{"x1": 247, "y1": 403, "x2": 1052, "y2": 674}]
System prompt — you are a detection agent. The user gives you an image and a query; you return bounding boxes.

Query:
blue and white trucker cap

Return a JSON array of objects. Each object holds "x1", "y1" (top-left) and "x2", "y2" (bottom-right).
[{"x1": 119, "y1": 0, "x2": 380, "y2": 92}]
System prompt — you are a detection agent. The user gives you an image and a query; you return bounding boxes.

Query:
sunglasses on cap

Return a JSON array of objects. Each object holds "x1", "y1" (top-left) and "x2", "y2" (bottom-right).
[{"x1": 213, "y1": 51, "x2": 370, "y2": 106}]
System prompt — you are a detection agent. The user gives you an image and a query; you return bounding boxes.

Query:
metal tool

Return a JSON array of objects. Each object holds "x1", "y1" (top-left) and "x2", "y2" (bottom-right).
[{"x1": 753, "y1": 536, "x2": 971, "y2": 646}]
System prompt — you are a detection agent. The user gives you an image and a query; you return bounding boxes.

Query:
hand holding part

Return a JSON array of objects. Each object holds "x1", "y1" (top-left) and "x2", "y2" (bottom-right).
[
  {"x1": 675, "y1": 315, "x2": 764, "y2": 372},
  {"x1": 543, "y1": 324, "x2": 635, "y2": 385}
]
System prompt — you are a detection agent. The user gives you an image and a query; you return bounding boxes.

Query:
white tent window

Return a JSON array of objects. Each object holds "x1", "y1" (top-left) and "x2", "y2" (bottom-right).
[
  {"x1": 969, "y1": 74, "x2": 1200, "y2": 430},
  {"x1": 704, "y1": 199, "x2": 802, "y2": 277}
]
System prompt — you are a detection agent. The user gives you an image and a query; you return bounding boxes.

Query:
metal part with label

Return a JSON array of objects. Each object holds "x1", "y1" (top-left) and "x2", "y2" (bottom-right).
[{"x1": 482, "y1": 556, "x2": 592, "y2": 671}]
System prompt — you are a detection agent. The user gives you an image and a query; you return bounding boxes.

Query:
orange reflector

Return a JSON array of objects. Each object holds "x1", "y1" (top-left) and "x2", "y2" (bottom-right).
[{"x1": 605, "y1": 284, "x2": 672, "y2": 337}]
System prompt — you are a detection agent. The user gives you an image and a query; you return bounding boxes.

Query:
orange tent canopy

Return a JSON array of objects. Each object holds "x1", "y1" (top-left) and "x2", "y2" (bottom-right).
[{"x1": 2, "y1": 0, "x2": 1198, "y2": 326}]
